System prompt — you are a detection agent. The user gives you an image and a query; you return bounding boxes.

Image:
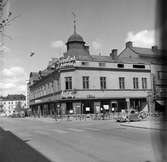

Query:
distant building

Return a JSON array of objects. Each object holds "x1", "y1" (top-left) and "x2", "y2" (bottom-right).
[
  {"x1": 0, "y1": 94, "x2": 26, "y2": 116},
  {"x1": 28, "y1": 28, "x2": 152, "y2": 117},
  {"x1": 119, "y1": 41, "x2": 167, "y2": 112}
]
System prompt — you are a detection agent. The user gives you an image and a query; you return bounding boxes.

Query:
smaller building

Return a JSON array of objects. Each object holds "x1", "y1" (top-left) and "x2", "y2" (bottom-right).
[
  {"x1": 119, "y1": 41, "x2": 167, "y2": 112},
  {"x1": 0, "y1": 94, "x2": 26, "y2": 116}
]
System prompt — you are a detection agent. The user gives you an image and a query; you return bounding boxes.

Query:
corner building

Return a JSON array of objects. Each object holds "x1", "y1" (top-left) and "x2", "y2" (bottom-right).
[{"x1": 29, "y1": 30, "x2": 152, "y2": 117}]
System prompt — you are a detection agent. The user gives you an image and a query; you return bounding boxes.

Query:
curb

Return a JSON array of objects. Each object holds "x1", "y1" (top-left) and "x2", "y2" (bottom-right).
[{"x1": 120, "y1": 124, "x2": 167, "y2": 131}]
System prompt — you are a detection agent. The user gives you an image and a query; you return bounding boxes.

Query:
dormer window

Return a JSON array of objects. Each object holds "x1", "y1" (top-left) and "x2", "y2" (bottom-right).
[
  {"x1": 99, "y1": 62, "x2": 106, "y2": 67},
  {"x1": 81, "y1": 62, "x2": 88, "y2": 66},
  {"x1": 117, "y1": 64, "x2": 124, "y2": 68},
  {"x1": 133, "y1": 64, "x2": 145, "y2": 69}
]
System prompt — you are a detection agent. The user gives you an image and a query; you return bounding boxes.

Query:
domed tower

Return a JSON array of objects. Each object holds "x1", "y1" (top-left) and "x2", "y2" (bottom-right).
[{"x1": 65, "y1": 14, "x2": 90, "y2": 57}]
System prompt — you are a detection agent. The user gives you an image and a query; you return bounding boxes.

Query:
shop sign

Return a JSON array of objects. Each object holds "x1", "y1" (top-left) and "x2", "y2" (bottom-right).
[
  {"x1": 56, "y1": 56, "x2": 76, "y2": 69},
  {"x1": 103, "y1": 105, "x2": 109, "y2": 110},
  {"x1": 86, "y1": 107, "x2": 90, "y2": 111},
  {"x1": 61, "y1": 91, "x2": 76, "y2": 99},
  {"x1": 126, "y1": 98, "x2": 130, "y2": 102},
  {"x1": 87, "y1": 95, "x2": 95, "y2": 98},
  {"x1": 35, "y1": 99, "x2": 41, "y2": 103}
]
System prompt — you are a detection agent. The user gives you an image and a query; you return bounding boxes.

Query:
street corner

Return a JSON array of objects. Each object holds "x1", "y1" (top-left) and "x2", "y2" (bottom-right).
[{"x1": 119, "y1": 120, "x2": 165, "y2": 131}]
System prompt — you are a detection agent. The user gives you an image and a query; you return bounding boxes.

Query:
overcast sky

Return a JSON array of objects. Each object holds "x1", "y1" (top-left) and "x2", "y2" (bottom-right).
[{"x1": 0, "y1": 0, "x2": 156, "y2": 96}]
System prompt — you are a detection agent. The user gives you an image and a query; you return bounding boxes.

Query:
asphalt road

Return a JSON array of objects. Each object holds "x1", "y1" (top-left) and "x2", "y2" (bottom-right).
[{"x1": 0, "y1": 118, "x2": 160, "y2": 162}]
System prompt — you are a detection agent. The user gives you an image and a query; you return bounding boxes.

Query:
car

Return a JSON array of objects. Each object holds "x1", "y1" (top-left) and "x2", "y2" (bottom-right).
[
  {"x1": 0, "y1": 113, "x2": 6, "y2": 117},
  {"x1": 127, "y1": 109, "x2": 141, "y2": 122},
  {"x1": 116, "y1": 113, "x2": 127, "y2": 122}
]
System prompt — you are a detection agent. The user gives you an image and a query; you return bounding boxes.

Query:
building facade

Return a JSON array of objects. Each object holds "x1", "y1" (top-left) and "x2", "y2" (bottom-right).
[
  {"x1": 119, "y1": 41, "x2": 167, "y2": 112},
  {"x1": 0, "y1": 94, "x2": 26, "y2": 116},
  {"x1": 28, "y1": 30, "x2": 152, "y2": 117}
]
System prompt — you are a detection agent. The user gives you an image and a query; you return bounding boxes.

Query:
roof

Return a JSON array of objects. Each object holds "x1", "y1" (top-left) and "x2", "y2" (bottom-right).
[
  {"x1": 30, "y1": 72, "x2": 40, "y2": 80},
  {"x1": 67, "y1": 48, "x2": 90, "y2": 57},
  {"x1": 67, "y1": 33, "x2": 84, "y2": 43},
  {"x1": 130, "y1": 47, "x2": 160, "y2": 56},
  {"x1": 1, "y1": 94, "x2": 26, "y2": 101},
  {"x1": 76, "y1": 55, "x2": 149, "y2": 64},
  {"x1": 119, "y1": 45, "x2": 167, "y2": 65}
]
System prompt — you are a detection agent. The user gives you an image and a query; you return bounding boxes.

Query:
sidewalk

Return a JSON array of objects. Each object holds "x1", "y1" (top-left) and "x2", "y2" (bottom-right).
[
  {"x1": 24, "y1": 115, "x2": 115, "y2": 123},
  {"x1": 120, "y1": 120, "x2": 167, "y2": 131}
]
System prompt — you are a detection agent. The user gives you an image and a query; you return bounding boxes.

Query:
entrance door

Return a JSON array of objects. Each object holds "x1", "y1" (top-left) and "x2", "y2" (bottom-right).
[
  {"x1": 66, "y1": 102, "x2": 73, "y2": 114},
  {"x1": 111, "y1": 101, "x2": 118, "y2": 112}
]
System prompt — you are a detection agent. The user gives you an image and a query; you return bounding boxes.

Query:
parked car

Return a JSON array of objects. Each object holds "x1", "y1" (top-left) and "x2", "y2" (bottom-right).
[
  {"x1": 116, "y1": 109, "x2": 142, "y2": 122},
  {"x1": 0, "y1": 113, "x2": 6, "y2": 117},
  {"x1": 10, "y1": 111, "x2": 25, "y2": 118}
]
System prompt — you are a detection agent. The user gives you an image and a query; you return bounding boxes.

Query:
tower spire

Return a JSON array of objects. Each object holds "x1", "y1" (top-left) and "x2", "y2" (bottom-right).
[{"x1": 72, "y1": 12, "x2": 77, "y2": 34}]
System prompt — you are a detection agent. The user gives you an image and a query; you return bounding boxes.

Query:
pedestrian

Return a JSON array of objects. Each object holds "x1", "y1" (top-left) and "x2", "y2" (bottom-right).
[{"x1": 54, "y1": 112, "x2": 57, "y2": 121}]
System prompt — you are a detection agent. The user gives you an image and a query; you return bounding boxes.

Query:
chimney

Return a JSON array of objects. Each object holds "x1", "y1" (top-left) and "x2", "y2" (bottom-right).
[
  {"x1": 84, "y1": 45, "x2": 90, "y2": 53},
  {"x1": 126, "y1": 41, "x2": 133, "y2": 48},
  {"x1": 152, "y1": 46, "x2": 158, "y2": 54},
  {"x1": 110, "y1": 49, "x2": 118, "y2": 60}
]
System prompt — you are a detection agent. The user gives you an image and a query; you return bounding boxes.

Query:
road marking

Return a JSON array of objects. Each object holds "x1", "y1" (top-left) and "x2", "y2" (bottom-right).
[
  {"x1": 34, "y1": 130, "x2": 50, "y2": 135},
  {"x1": 52, "y1": 129, "x2": 68, "y2": 133},
  {"x1": 67, "y1": 128, "x2": 85, "y2": 132},
  {"x1": 85, "y1": 128, "x2": 100, "y2": 131}
]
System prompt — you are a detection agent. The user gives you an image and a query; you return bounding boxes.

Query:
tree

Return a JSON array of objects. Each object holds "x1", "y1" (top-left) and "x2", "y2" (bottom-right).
[
  {"x1": 0, "y1": 104, "x2": 4, "y2": 113},
  {"x1": 15, "y1": 101, "x2": 24, "y2": 112}
]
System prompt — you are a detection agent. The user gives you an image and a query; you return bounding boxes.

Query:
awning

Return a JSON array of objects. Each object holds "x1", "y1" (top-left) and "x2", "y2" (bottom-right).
[{"x1": 156, "y1": 100, "x2": 165, "y2": 106}]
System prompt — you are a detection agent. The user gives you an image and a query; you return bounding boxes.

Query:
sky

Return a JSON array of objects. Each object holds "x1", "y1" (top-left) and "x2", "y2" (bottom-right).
[{"x1": 0, "y1": 0, "x2": 156, "y2": 96}]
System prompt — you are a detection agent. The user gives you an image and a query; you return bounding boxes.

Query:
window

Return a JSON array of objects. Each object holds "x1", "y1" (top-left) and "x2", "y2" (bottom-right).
[
  {"x1": 100, "y1": 77, "x2": 106, "y2": 89},
  {"x1": 117, "y1": 64, "x2": 124, "y2": 68},
  {"x1": 119, "y1": 77, "x2": 125, "y2": 89},
  {"x1": 133, "y1": 64, "x2": 145, "y2": 69},
  {"x1": 81, "y1": 62, "x2": 89, "y2": 66},
  {"x1": 83, "y1": 76, "x2": 89, "y2": 89},
  {"x1": 142, "y1": 78, "x2": 147, "y2": 89},
  {"x1": 133, "y1": 77, "x2": 139, "y2": 89},
  {"x1": 158, "y1": 71, "x2": 167, "y2": 80},
  {"x1": 99, "y1": 62, "x2": 106, "y2": 67},
  {"x1": 65, "y1": 77, "x2": 72, "y2": 90}
]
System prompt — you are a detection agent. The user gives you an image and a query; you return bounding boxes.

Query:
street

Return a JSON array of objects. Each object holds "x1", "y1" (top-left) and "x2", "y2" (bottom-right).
[{"x1": 0, "y1": 118, "x2": 159, "y2": 162}]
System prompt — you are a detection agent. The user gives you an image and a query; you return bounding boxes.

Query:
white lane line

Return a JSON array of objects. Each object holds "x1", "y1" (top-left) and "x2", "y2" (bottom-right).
[{"x1": 67, "y1": 128, "x2": 85, "y2": 132}]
